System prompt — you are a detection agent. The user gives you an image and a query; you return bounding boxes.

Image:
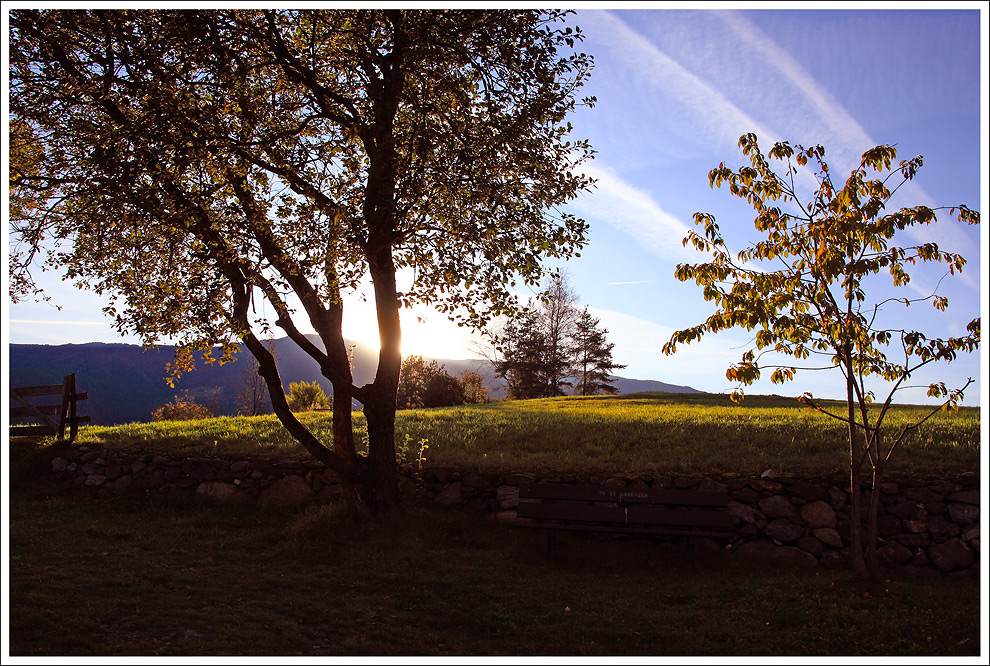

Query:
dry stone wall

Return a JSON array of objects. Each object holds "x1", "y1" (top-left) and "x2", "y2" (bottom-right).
[{"x1": 51, "y1": 446, "x2": 980, "y2": 574}]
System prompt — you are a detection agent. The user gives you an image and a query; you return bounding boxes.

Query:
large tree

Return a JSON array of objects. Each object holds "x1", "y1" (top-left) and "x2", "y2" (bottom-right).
[
  {"x1": 9, "y1": 9, "x2": 595, "y2": 513},
  {"x1": 663, "y1": 133, "x2": 980, "y2": 579}
]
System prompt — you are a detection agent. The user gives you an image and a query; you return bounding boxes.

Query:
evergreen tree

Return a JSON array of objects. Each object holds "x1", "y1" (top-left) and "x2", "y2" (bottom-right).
[
  {"x1": 493, "y1": 309, "x2": 549, "y2": 400},
  {"x1": 572, "y1": 307, "x2": 626, "y2": 395}
]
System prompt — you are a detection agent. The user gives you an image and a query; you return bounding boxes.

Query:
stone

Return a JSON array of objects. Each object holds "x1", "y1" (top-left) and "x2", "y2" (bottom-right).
[
  {"x1": 85, "y1": 475, "x2": 107, "y2": 486},
  {"x1": 880, "y1": 482, "x2": 899, "y2": 495},
  {"x1": 673, "y1": 476, "x2": 696, "y2": 489},
  {"x1": 759, "y1": 495, "x2": 799, "y2": 520},
  {"x1": 151, "y1": 455, "x2": 169, "y2": 465},
  {"x1": 930, "y1": 480, "x2": 959, "y2": 494},
  {"x1": 927, "y1": 538, "x2": 975, "y2": 572},
  {"x1": 961, "y1": 524, "x2": 980, "y2": 542},
  {"x1": 818, "y1": 551, "x2": 846, "y2": 569},
  {"x1": 398, "y1": 476, "x2": 419, "y2": 501},
  {"x1": 904, "y1": 487, "x2": 943, "y2": 503},
  {"x1": 800, "y1": 501, "x2": 837, "y2": 529},
  {"x1": 735, "y1": 540, "x2": 818, "y2": 569},
  {"x1": 948, "y1": 490, "x2": 980, "y2": 505},
  {"x1": 496, "y1": 485, "x2": 519, "y2": 509},
  {"x1": 760, "y1": 469, "x2": 776, "y2": 480},
  {"x1": 893, "y1": 533, "x2": 931, "y2": 549},
  {"x1": 603, "y1": 477, "x2": 626, "y2": 488},
  {"x1": 877, "y1": 514, "x2": 901, "y2": 538},
  {"x1": 878, "y1": 541, "x2": 913, "y2": 566},
  {"x1": 229, "y1": 461, "x2": 251, "y2": 473},
  {"x1": 730, "y1": 487, "x2": 761, "y2": 503},
  {"x1": 112, "y1": 475, "x2": 133, "y2": 490},
  {"x1": 258, "y1": 475, "x2": 314, "y2": 508},
  {"x1": 790, "y1": 481, "x2": 828, "y2": 502},
  {"x1": 727, "y1": 501, "x2": 758, "y2": 524},
  {"x1": 182, "y1": 461, "x2": 216, "y2": 483},
  {"x1": 911, "y1": 547, "x2": 930, "y2": 567},
  {"x1": 902, "y1": 519, "x2": 927, "y2": 534},
  {"x1": 926, "y1": 514, "x2": 960, "y2": 540},
  {"x1": 738, "y1": 523, "x2": 761, "y2": 540},
  {"x1": 925, "y1": 501, "x2": 948, "y2": 516},
  {"x1": 797, "y1": 536, "x2": 824, "y2": 557},
  {"x1": 947, "y1": 503, "x2": 979, "y2": 525},
  {"x1": 504, "y1": 473, "x2": 536, "y2": 486},
  {"x1": 811, "y1": 527, "x2": 843, "y2": 548},
  {"x1": 651, "y1": 476, "x2": 672, "y2": 489},
  {"x1": 196, "y1": 481, "x2": 250, "y2": 503},
  {"x1": 887, "y1": 501, "x2": 919, "y2": 520},
  {"x1": 461, "y1": 473, "x2": 487, "y2": 490},
  {"x1": 699, "y1": 477, "x2": 728, "y2": 493},
  {"x1": 827, "y1": 486, "x2": 848, "y2": 508},
  {"x1": 752, "y1": 479, "x2": 784, "y2": 493},
  {"x1": 434, "y1": 481, "x2": 463, "y2": 507},
  {"x1": 764, "y1": 519, "x2": 804, "y2": 543},
  {"x1": 51, "y1": 457, "x2": 68, "y2": 472}
]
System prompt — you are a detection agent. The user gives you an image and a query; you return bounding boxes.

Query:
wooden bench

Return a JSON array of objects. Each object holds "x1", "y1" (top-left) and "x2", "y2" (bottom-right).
[
  {"x1": 516, "y1": 482, "x2": 734, "y2": 555},
  {"x1": 9, "y1": 373, "x2": 90, "y2": 443}
]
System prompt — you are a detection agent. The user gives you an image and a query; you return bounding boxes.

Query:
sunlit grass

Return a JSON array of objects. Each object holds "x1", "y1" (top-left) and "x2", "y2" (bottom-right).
[{"x1": 61, "y1": 393, "x2": 980, "y2": 477}]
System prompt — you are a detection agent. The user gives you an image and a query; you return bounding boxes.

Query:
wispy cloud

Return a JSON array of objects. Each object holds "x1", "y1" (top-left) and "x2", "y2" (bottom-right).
[
  {"x1": 717, "y1": 11, "x2": 978, "y2": 282},
  {"x1": 571, "y1": 162, "x2": 700, "y2": 264}
]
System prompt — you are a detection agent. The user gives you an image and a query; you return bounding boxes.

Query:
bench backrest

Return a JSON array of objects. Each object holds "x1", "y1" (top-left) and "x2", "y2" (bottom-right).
[{"x1": 517, "y1": 483, "x2": 732, "y2": 529}]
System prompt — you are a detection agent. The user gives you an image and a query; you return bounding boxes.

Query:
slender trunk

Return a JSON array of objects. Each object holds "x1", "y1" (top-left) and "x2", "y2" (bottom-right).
[
  {"x1": 845, "y1": 358, "x2": 868, "y2": 578},
  {"x1": 867, "y1": 458, "x2": 883, "y2": 580}
]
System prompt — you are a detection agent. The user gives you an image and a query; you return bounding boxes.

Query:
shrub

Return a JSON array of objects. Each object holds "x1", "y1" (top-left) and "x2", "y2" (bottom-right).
[
  {"x1": 286, "y1": 381, "x2": 331, "y2": 412},
  {"x1": 151, "y1": 396, "x2": 214, "y2": 422}
]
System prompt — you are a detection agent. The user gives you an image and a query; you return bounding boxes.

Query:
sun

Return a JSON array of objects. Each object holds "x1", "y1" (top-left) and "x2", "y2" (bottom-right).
[{"x1": 339, "y1": 293, "x2": 481, "y2": 361}]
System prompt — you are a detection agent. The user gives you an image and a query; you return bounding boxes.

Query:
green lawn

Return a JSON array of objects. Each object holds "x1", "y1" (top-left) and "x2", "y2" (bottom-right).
[
  {"x1": 66, "y1": 392, "x2": 980, "y2": 477},
  {"x1": 8, "y1": 480, "x2": 981, "y2": 656}
]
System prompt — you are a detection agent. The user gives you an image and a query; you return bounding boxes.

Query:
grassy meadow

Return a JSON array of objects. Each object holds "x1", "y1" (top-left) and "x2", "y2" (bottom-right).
[
  {"x1": 8, "y1": 392, "x2": 983, "y2": 656},
  {"x1": 68, "y1": 392, "x2": 981, "y2": 478}
]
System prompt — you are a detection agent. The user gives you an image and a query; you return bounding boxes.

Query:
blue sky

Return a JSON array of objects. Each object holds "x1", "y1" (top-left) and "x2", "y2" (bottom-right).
[{"x1": 5, "y1": 6, "x2": 987, "y2": 407}]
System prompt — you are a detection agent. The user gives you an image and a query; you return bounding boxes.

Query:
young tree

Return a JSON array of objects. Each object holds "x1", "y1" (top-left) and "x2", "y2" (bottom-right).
[
  {"x1": 9, "y1": 9, "x2": 595, "y2": 514},
  {"x1": 286, "y1": 381, "x2": 331, "y2": 413},
  {"x1": 396, "y1": 355, "x2": 431, "y2": 410},
  {"x1": 663, "y1": 133, "x2": 980, "y2": 580},
  {"x1": 538, "y1": 273, "x2": 580, "y2": 396},
  {"x1": 237, "y1": 338, "x2": 278, "y2": 416},
  {"x1": 457, "y1": 370, "x2": 490, "y2": 405},
  {"x1": 572, "y1": 307, "x2": 626, "y2": 395}
]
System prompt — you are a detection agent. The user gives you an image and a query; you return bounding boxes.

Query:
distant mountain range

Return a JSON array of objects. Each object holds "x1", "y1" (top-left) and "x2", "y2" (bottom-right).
[{"x1": 8, "y1": 338, "x2": 702, "y2": 425}]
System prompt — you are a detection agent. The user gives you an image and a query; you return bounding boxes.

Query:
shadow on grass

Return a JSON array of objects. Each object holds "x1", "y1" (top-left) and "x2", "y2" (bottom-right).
[{"x1": 7, "y1": 470, "x2": 982, "y2": 657}]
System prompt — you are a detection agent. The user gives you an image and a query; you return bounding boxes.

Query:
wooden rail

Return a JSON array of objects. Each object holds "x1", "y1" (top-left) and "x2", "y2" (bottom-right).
[{"x1": 9, "y1": 373, "x2": 90, "y2": 442}]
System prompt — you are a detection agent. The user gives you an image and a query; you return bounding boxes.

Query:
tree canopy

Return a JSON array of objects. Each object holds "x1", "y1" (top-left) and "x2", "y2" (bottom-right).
[{"x1": 9, "y1": 9, "x2": 596, "y2": 510}]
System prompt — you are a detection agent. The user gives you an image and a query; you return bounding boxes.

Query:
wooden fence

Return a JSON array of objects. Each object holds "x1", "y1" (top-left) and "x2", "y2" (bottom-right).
[{"x1": 9, "y1": 373, "x2": 90, "y2": 442}]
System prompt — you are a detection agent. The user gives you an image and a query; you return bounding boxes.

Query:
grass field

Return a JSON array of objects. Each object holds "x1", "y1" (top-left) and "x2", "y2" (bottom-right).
[
  {"x1": 7, "y1": 392, "x2": 983, "y2": 657},
  {"x1": 67, "y1": 392, "x2": 981, "y2": 477},
  {"x1": 8, "y1": 470, "x2": 982, "y2": 657}
]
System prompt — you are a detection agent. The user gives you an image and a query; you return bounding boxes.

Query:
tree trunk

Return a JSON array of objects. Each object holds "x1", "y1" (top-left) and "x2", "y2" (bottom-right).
[
  {"x1": 845, "y1": 364, "x2": 868, "y2": 578},
  {"x1": 866, "y1": 457, "x2": 884, "y2": 580}
]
